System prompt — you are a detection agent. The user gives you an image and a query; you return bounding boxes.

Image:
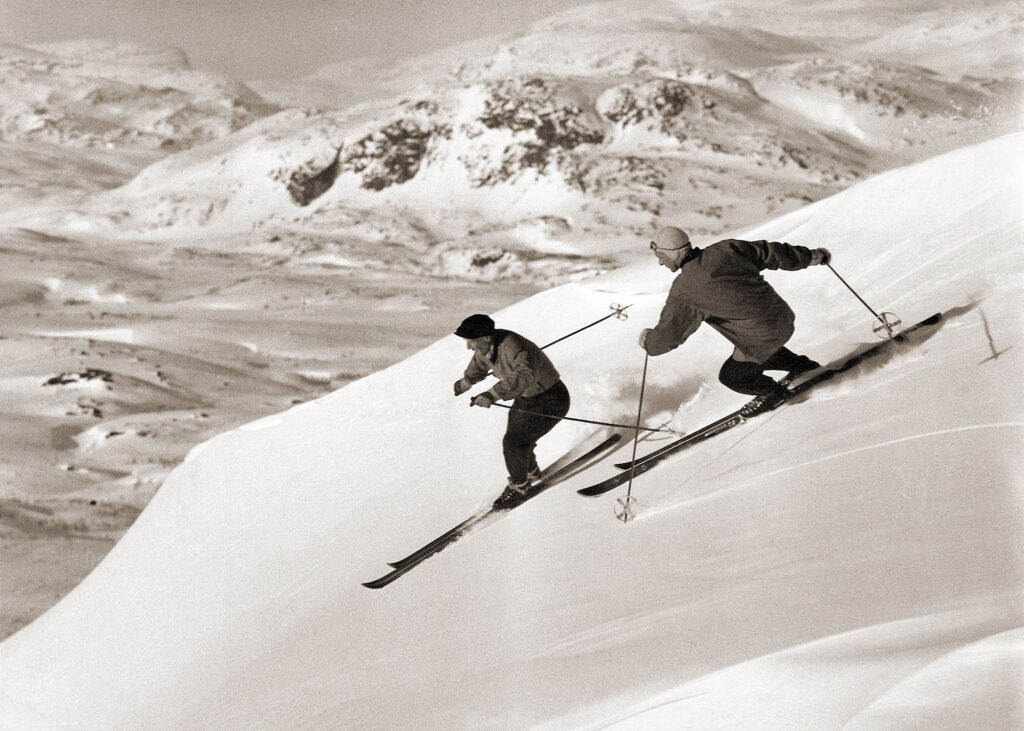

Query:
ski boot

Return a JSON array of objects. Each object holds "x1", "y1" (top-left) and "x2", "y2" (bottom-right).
[
  {"x1": 780, "y1": 356, "x2": 821, "y2": 386},
  {"x1": 740, "y1": 384, "x2": 789, "y2": 417},
  {"x1": 493, "y1": 477, "x2": 531, "y2": 510}
]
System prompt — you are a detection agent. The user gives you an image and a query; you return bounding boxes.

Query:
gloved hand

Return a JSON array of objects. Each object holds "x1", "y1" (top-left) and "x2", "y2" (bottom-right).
[
  {"x1": 453, "y1": 377, "x2": 472, "y2": 396},
  {"x1": 638, "y1": 328, "x2": 651, "y2": 349},
  {"x1": 810, "y1": 248, "x2": 832, "y2": 266},
  {"x1": 471, "y1": 392, "x2": 495, "y2": 408}
]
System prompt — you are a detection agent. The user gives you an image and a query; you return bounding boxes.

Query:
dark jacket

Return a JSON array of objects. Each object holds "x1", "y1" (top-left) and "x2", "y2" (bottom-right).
[
  {"x1": 463, "y1": 330, "x2": 561, "y2": 400},
  {"x1": 644, "y1": 239, "x2": 815, "y2": 363}
]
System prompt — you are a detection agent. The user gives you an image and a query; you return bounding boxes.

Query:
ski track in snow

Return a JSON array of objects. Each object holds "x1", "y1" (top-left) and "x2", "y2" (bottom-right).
[
  {"x1": 757, "y1": 422, "x2": 1024, "y2": 481},
  {"x1": 634, "y1": 421, "x2": 1024, "y2": 522}
]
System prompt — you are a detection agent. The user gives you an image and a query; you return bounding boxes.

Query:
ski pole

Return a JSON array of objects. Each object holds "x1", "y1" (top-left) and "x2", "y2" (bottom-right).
[
  {"x1": 539, "y1": 303, "x2": 631, "y2": 350},
  {"x1": 491, "y1": 402, "x2": 673, "y2": 433},
  {"x1": 617, "y1": 353, "x2": 649, "y2": 524},
  {"x1": 472, "y1": 303, "x2": 632, "y2": 381},
  {"x1": 825, "y1": 263, "x2": 901, "y2": 338}
]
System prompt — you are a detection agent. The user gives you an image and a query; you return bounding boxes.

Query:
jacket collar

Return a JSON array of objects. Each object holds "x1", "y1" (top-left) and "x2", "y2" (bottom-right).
[
  {"x1": 487, "y1": 330, "x2": 509, "y2": 361},
  {"x1": 679, "y1": 246, "x2": 701, "y2": 268}
]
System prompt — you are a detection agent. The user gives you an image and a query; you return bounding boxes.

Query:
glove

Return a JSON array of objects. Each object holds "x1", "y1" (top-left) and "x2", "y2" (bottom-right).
[
  {"x1": 810, "y1": 248, "x2": 832, "y2": 266},
  {"x1": 638, "y1": 328, "x2": 651, "y2": 349},
  {"x1": 453, "y1": 377, "x2": 472, "y2": 396},
  {"x1": 471, "y1": 392, "x2": 495, "y2": 408}
]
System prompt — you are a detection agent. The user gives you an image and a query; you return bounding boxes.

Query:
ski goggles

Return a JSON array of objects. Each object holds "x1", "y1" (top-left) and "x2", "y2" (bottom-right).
[{"x1": 650, "y1": 240, "x2": 688, "y2": 251}]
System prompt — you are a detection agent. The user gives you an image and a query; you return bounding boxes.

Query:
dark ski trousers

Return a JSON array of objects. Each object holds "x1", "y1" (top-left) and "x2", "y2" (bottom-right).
[
  {"x1": 718, "y1": 346, "x2": 806, "y2": 396},
  {"x1": 503, "y1": 380, "x2": 570, "y2": 482}
]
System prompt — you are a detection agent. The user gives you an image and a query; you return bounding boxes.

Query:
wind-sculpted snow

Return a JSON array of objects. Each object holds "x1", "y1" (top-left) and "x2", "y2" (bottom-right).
[{"x1": 1, "y1": 131, "x2": 1020, "y2": 730}]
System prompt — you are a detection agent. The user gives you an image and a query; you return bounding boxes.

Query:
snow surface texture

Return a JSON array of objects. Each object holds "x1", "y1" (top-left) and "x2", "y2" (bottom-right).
[{"x1": 2, "y1": 130, "x2": 1021, "y2": 728}]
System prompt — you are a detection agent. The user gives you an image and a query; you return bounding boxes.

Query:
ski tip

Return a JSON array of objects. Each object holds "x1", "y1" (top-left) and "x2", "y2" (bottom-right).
[{"x1": 363, "y1": 571, "x2": 403, "y2": 589}]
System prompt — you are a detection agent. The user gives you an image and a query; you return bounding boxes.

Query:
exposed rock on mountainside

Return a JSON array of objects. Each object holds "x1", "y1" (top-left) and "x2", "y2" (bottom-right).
[
  {"x1": 280, "y1": 145, "x2": 343, "y2": 205},
  {"x1": 466, "y1": 77, "x2": 603, "y2": 186},
  {"x1": 343, "y1": 116, "x2": 451, "y2": 191},
  {"x1": 481, "y1": 78, "x2": 604, "y2": 144},
  {"x1": 600, "y1": 78, "x2": 696, "y2": 126},
  {"x1": 2, "y1": 4, "x2": 1020, "y2": 285}
]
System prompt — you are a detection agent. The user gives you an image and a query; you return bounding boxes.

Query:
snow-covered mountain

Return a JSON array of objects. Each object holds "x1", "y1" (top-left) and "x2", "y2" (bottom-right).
[
  {"x1": 2, "y1": 128, "x2": 1020, "y2": 729},
  {"x1": 251, "y1": 0, "x2": 1024, "y2": 106},
  {"x1": 0, "y1": 40, "x2": 277, "y2": 151},
  {"x1": 3, "y1": 1, "x2": 1019, "y2": 284}
]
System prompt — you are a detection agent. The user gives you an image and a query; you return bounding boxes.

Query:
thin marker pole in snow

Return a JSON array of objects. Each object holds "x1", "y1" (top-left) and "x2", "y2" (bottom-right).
[
  {"x1": 616, "y1": 353, "x2": 648, "y2": 524},
  {"x1": 825, "y1": 263, "x2": 901, "y2": 339}
]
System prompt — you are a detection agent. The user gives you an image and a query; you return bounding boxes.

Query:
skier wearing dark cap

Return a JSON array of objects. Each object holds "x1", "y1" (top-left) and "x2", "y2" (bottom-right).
[
  {"x1": 640, "y1": 226, "x2": 831, "y2": 416},
  {"x1": 453, "y1": 314, "x2": 570, "y2": 509}
]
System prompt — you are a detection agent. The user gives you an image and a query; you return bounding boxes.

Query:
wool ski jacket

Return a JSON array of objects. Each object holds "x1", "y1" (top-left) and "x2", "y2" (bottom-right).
[
  {"x1": 463, "y1": 329, "x2": 561, "y2": 401},
  {"x1": 644, "y1": 239, "x2": 816, "y2": 363}
]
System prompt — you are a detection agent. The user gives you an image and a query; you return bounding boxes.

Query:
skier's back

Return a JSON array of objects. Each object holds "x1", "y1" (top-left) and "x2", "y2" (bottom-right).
[{"x1": 640, "y1": 226, "x2": 831, "y2": 415}]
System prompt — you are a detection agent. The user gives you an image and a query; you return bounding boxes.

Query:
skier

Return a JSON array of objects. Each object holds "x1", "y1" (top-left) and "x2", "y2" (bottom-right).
[
  {"x1": 453, "y1": 314, "x2": 570, "y2": 509},
  {"x1": 639, "y1": 226, "x2": 831, "y2": 416}
]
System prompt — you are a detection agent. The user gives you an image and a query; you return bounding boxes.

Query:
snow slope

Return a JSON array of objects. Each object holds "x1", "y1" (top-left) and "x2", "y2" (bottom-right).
[{"x1": 1, "y1": 133, "x2": 1022, "y2": 728}]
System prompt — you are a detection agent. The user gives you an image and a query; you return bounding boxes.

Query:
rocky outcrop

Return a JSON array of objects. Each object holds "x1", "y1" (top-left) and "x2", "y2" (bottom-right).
[
  {"x1": 341, "y1": 117, "x2": 450, "y2": 191},
  {"x1": 283, "y1": 146, "x2": 343, "y2": 206}
]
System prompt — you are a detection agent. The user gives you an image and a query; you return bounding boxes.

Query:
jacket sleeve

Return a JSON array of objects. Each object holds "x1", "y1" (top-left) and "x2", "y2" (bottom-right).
[
  {"x1": 644, "y1": 285, "x2": 703, "y2": 356},
  {"x1": 463, "y1": 352, "x2": 491, "y2": 384},
  {"x1": 731, "y1": 239, "x2": 814, "y2": 271},
  {"x1": 488, "y1": 346, "x2": 538, "y2": 400}
]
